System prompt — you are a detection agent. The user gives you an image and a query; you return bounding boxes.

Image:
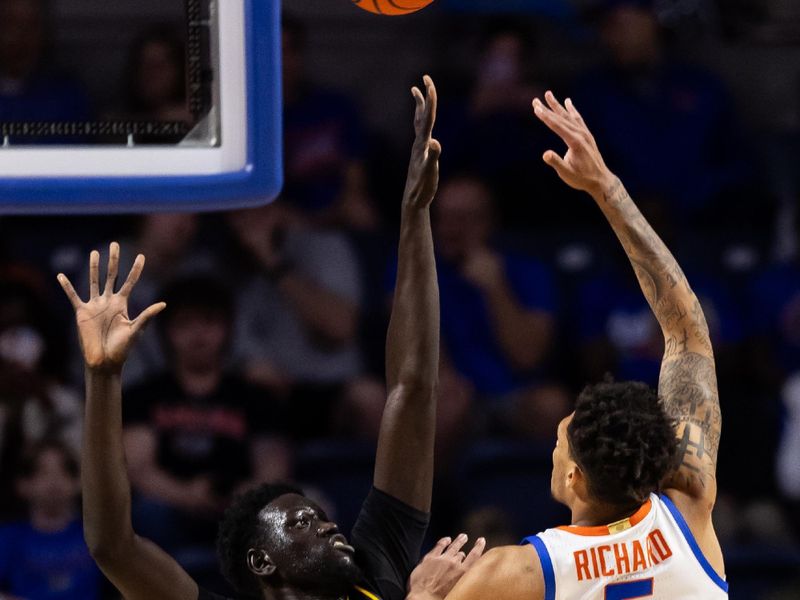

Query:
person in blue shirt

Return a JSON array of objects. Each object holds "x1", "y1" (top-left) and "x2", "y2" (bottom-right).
[
  {"x1": 421, "y1": 175, "x2": 567, "y2": 439},
  {"x1": 0, "y1": 440, "x2": 100, "y2": 600},
  {"x1": 572, "y1": 0, "x2": 756, "y2": 224},
  {"x1": 281, "y1": 15, "x2": 377, "y2": 230}
]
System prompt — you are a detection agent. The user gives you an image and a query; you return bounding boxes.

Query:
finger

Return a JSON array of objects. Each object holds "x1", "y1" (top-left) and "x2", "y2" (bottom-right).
[
  {"x1": 422, "y1": 74, "x2": 437, "y2": 139},
  {"x1": 565, "y1": 98, "x2": 587, "y2": 127},
  {"x1": 429, "y1": 537, "x2": 452, "y2": 557},
  {"x1": 427, "y1": 138, "x2": 442, "y2": 162},
  {"x1": 534, "y1": 97, "x2": 584, "y2": 135},
  {"x1": 104, "y1": 241, "x2": 120, "y2": 295},
  {"x1": 544, "y1": 90, "x2": 569, "y2": 118},
  {"x1": 533, "y1": 100, "x2": 583, "y2": 147},
  {"x1": 57, "y1": 273, "x2": 82, "y2": 309},
  {"x1": 462, "y1": 538, "x2": 486, "y2": 569},
  {"x1": 543, "y1": 150, "x2": 573, "y2": 181},
  {"x1": 119, "y1": 254, "x2": 145, "y2": 298},
  {"x1": 89, "y1": 250, "x2": 100, "y2": 298},
  {"x1": 131, "y1": 302, "x2": 166, "y2": 335},
  {"x1": 412, "y1": 86, "x2": 425, "y2": 120},
  {"x1": 445, "y1": 533, "x2": 469, "y2": 556}
]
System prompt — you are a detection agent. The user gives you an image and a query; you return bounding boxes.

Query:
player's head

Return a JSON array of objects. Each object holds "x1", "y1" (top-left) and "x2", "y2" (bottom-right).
[
  {"x1": 434, "y1": 175, "x2": 496, "y2": 262},
  {"x1": 159, "y1": 276, "x2": 234, "y2": 372},
  {"x1": 218, "y1": 484, "x2": 362, "y2": 598},
  {"x1": 16, "y1": 439, "x2": 80, "y2": 514},
  {"x1": 551, "y1": 378, "x2": 677, "y2": 511}
]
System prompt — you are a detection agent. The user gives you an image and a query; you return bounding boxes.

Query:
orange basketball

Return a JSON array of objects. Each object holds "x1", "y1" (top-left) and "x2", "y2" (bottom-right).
[{"x1": 352, "y1": 0, "x2": 436, "y2": 16}]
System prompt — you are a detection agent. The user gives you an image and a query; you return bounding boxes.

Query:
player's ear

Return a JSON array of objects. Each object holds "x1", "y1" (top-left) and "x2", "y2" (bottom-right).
[
  {"x1": 566, "y1": 462, "x2": 582, "y2": 490},
  {"x1": 569, "y1": 464, "x2": 592, "y2": 500},
  {"x1": 247, "y1": 548, "x2": 276, "y2": 577}
]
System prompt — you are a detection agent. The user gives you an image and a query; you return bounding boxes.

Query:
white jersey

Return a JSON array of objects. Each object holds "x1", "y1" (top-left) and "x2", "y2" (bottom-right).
[{"x1": 523, "y1": 493, "x2": 728, "y2": 599}]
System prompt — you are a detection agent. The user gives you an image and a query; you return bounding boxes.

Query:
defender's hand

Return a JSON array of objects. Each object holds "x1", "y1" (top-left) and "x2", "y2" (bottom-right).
[
  {"x1": 408, "y1": 535, "x2": 486, "y2": 599},
  {"x1": 404, "y1": 75, "x2": 442, "y2": 210},
  {"x1": 57, "y1": 242, "x2": 166, "y2": 373},
  {"x1": 532, "y1": 91, "x2": 616, "y2": 197}
]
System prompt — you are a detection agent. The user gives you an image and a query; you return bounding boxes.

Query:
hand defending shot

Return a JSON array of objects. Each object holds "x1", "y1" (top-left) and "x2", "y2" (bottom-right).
[
  {"x1": 57, "y1": 242, "x2": 166, "y2": 373},
  {"x1": 532, "y1": 91, "x2": 616, "y2": 198},
  {"x1": 404, "y1": 75, "x2": 442, "y2": 210},
  {"x1": 407, "y1": 535, "x2": 486, "y2": 600}
]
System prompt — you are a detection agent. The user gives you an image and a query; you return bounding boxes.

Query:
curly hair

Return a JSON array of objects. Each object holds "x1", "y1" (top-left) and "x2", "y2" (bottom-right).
[
  {"x1": 217, "y1": 483, "x2": 304, "y2": 598},
  {"x1": 567, "y1": 377, "x2": 677, "y2": 507}
]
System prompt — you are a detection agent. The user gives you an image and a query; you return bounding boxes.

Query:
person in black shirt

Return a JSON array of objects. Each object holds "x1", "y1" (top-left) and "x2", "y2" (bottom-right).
[
  {"x1": 58, "y1": 76, "x2": 444, "y2": 600},
  {"x1": 122, "y1": 276, "x2": 289, "y2": 556}
]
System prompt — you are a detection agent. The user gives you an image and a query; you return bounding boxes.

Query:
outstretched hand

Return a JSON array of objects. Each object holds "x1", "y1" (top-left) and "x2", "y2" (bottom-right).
[
  {"x1": 408, "y1": 534, "x2": 486, "y2": 599},
  {"x1": 532, "y1": 91, "x2": 616, "y2": 197},
  {"x1": 57, "y1": 242, "x2": 166, "y2": 373},
  {"x1": 404, "y1": 75, "x2": 442, "y2": 209}
]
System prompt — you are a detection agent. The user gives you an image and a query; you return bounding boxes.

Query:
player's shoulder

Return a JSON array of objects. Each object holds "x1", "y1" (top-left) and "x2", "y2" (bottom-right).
[{"x1": 449, "y1": 545, "x2": 544, "y2": 600}]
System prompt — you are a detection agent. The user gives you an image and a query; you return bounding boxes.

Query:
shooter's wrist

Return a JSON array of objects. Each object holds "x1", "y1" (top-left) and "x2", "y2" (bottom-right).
[{"x1": 589, "y1": 171, "x2": 619, "y2": 203}]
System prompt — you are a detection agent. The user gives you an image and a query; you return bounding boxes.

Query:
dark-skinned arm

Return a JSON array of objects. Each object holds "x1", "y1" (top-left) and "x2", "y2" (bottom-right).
[
  {"x1": 532, "y1": 92, "x2": 721, "y2": 510},
  {"x1": 373, "y1": 75, "x2": 441, "y2": 513},
  {"x1": 58, "y1": 243, "x2": 198, "y2": 600}
]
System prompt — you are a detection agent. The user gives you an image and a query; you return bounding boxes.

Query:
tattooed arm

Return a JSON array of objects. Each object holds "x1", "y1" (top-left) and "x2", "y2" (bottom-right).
[{"x1": 531, "y1": 92, "x2": 720, "y2": 509}]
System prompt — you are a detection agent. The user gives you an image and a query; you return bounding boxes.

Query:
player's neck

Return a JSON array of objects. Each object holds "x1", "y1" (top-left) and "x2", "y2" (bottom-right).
[{"x1": 570, "y1": 497, "x2": 642, "y2": 528}]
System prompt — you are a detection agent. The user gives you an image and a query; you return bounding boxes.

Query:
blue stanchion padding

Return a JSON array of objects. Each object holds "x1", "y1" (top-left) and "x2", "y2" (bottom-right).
[{"x1": 0, "y1": 0, "x2": 282, "y2": 214}]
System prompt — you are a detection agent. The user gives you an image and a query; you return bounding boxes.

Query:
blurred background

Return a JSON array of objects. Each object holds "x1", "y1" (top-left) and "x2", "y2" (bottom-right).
[{"x1": 1, "y1": 0, "x2": 800, "y2": 598}]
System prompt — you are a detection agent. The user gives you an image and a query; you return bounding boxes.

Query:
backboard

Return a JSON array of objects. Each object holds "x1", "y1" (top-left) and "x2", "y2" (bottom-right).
[{"x1": 0, "y1": 0, "x2": 282, "y2": 213}]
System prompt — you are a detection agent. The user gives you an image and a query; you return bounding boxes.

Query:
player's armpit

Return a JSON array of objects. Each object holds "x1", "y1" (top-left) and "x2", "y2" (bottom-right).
[
  {"x1": 445, "y1": 546, "x2": 543, "y2": 600},
  {"x1": 659, "y1": 352, "x2": 721, "y2": 509}
]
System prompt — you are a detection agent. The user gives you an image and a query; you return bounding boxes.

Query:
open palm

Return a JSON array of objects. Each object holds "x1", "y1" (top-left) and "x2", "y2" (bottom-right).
[{"x1": 58, "y1": 242, "x2": 165, "y2": 372}]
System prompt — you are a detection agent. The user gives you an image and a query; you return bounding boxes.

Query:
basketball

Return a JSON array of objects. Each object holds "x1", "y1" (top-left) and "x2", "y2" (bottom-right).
[{"x1": 352, "y1": 0, "x2": 436, "y2": 16}]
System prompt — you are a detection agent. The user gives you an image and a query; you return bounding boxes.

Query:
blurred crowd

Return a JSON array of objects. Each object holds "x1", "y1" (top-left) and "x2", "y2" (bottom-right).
[{"x1": 1, "y1": 0, "x2": 800, "y2": 598}]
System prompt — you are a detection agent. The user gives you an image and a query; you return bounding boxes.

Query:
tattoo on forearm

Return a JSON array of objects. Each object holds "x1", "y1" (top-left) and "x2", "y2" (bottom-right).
[
  {"x1": 602, "y1": 180, "x2": 721, "y2": 493},
  {"x1": 659, "y1": 352, "x2": 722, "y2": 489}
]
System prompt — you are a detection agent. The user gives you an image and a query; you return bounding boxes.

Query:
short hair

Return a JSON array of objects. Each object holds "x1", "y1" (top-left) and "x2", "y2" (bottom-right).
[
  {"x1": 567, "y1": 377, "x2": 677, "y2": 506},
  {"x1": 17, "y1": 438, "x2": 79, "y2": 480},
  {"x1": 217, "y1": 483, "x2": 304, "y2": 597}
]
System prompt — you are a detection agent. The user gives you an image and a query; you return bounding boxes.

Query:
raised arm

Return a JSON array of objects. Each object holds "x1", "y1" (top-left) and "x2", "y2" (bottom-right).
[
  {"x1": 58, "y1": 243, "x2": 198, "y2": 600},
  {"x1": 532, "y1": 92, "x2": 720, "y2": 509},
  {"x1": 374, "y1": 76, "x2": 441, "y2": 512}
]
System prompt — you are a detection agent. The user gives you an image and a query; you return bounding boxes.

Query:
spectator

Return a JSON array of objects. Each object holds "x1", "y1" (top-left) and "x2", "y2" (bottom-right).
[
  {"x1": 282, "y1": 15, "x2": 378, "y2": 230},
  {"x1": 395, "y1": 175, "x2": 567, "y2": 439},
  {"x1": 122, "y1": 276, "x2": 290, "y2": 564},
  {"x1": 438, "y1": 24, "x2": 573, "y2": 225},
  {"x1": 752, "y1": 210, "x2": 800, "y2": 532},
  {"x1": 0, "y1": 440, "x2": 100, "y2": 600},
  {"x1": 0, "y1": 274, "x2": 82, "y2": 520},
  {"x1": 98, "y1": 214, "x2": 219, "y2": 385},
  {"x1": 573, "y1": 0, "x2": 756, "y2": 223},
  {"x1": 121, "y1": 26, "x2": 190, "y2": 122},
  {"x1": 0, "y1": 0, "x2": 92, "y2": 140},
  {"x1": 107, "y1": 26, "x2": 191, "y2": 144},
  {"x1": 226, "y1": 202, "x2": 366, "y2": 439}
]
